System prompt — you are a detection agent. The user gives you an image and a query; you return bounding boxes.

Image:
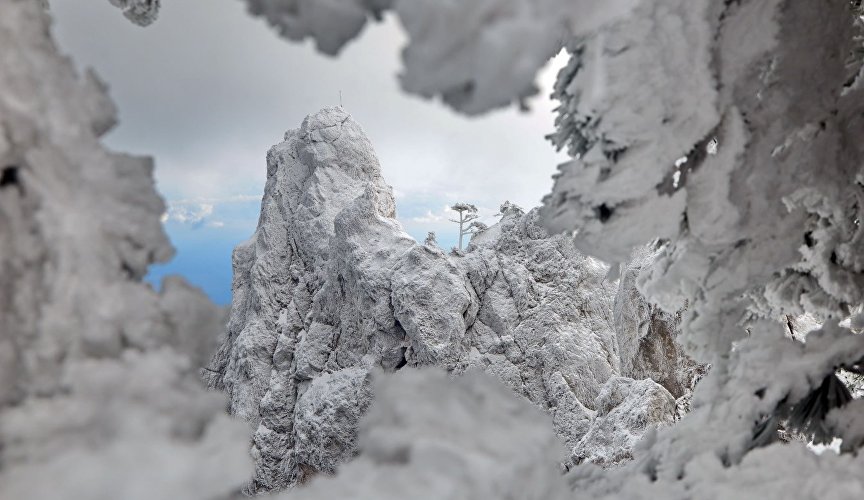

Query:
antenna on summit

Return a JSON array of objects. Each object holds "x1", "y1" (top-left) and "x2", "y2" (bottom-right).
[{"x1": 339, "y1": 90, "x2": 343, "y2": 108}]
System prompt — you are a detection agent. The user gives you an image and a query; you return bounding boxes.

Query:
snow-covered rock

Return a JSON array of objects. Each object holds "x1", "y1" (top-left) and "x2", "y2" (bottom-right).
[
  {"x1": 208, "y1": 106, "x2": 694, "y2": 492},
  {"x1": 291, "y1": 367, "x2": 373, "y2": 480},
  {"x1": 571, "y1": 377, "x2": 676, "y2": 468}
]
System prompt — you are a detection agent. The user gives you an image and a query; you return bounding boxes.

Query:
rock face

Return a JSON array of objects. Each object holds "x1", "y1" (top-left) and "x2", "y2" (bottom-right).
[
  {"x1": 571, "y1": 377, "x2": 676, "y2": 468},
  {"x1": 208, "y1": 107, "x2": 695, "y2": 492},
  {"x1": 614, "y1": 249, "x2": 704, "y2": 400}
]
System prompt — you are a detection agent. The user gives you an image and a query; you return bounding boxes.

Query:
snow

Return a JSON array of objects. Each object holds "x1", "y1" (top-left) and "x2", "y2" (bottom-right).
[
  {"x1": 243, "y1": 0, "x2": 392, "y2": 55},
  {"x1": 15, "y1": 0, "x2": 864, "y2": 498},
  {"x1": 543, "y1": 0, "x2": 719, "y2": 262}
]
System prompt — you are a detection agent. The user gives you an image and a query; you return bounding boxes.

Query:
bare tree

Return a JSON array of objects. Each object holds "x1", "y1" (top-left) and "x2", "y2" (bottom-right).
[{"x1": 449, "y1": 202, "x2": 480, "y2": 250}]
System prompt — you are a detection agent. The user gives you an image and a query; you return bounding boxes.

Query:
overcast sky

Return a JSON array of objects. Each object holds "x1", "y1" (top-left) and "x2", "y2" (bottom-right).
[{"x1": 50, "y1": 0, "x2": 567, "y2": 304}]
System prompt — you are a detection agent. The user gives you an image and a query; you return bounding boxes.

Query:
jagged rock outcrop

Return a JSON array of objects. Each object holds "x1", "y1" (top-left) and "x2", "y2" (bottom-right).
[
  {"x1": 208, "y1": 107, "x2": 695, "y2": 492},
  {"x1": 0, "y1": 2, "x2": 249, "y2": 498},
  {"x1": 458, "y1": 206, "x2": 623, "y2": 457},
  {"x1": 571, "y1": 377, "x2": 676, "y2": 468},
  {"x1": 205, "y1": 107, "x2": 409, "y2": 491},
  {"x1": 614, "y1": 248, "x2": 704, "y2": 400}
]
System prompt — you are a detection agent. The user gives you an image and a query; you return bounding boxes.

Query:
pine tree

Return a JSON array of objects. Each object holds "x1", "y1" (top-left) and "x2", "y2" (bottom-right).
[{"x1": 449, "y1": 203, "x2": 479, "y2": 251}]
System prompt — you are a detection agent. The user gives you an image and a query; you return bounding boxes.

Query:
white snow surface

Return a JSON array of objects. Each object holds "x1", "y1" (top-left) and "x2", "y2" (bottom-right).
[{"x1": 544, "y1": 2, "x2": 864, "y2": 496}]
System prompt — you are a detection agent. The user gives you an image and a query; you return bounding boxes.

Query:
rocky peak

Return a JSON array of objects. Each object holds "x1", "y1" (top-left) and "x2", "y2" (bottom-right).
[{"x1": 207, "y1": 108, "x2": 696, "y2": 493}]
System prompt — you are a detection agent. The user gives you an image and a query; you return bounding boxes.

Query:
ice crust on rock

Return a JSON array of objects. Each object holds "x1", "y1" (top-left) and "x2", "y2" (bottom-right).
[
  {"x1": 0, "y1": 2, "x2": 250, "y2": 499},
  {"x1": 208, "y1": 106, "x2": 692, "y2": 491},
  {"x1": 291, "y1": 367, "x2": 373, "y2": 479}
]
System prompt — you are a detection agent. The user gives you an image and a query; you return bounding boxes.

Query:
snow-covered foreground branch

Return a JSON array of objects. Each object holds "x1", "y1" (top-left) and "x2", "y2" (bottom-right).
[{"x1": 0, "y1": 1, "x2": 250, "y2": 498}]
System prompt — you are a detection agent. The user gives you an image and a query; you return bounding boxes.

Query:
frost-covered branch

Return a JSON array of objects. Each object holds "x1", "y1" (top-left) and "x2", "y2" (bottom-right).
[
  {"x1": 0, "y1": 2, "x2": 249, "y2": 498},
  {"x1": 112, "y1": 0, "x2": 640, "y2": 114},
  {"x1": 108, "y1": 0, "x2": 160, "y2": 26}
]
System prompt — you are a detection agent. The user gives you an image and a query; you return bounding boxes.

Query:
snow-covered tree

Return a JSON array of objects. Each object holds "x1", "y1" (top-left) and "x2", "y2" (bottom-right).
[{"x1": 449, "y1": 202, "x2": 480, "y2": 250}]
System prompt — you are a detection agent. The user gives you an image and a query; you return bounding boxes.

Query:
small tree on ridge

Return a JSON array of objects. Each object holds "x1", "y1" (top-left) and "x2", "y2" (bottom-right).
[{"x1": 449, "y1": 202, "x2": 480, "y2": 251}]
